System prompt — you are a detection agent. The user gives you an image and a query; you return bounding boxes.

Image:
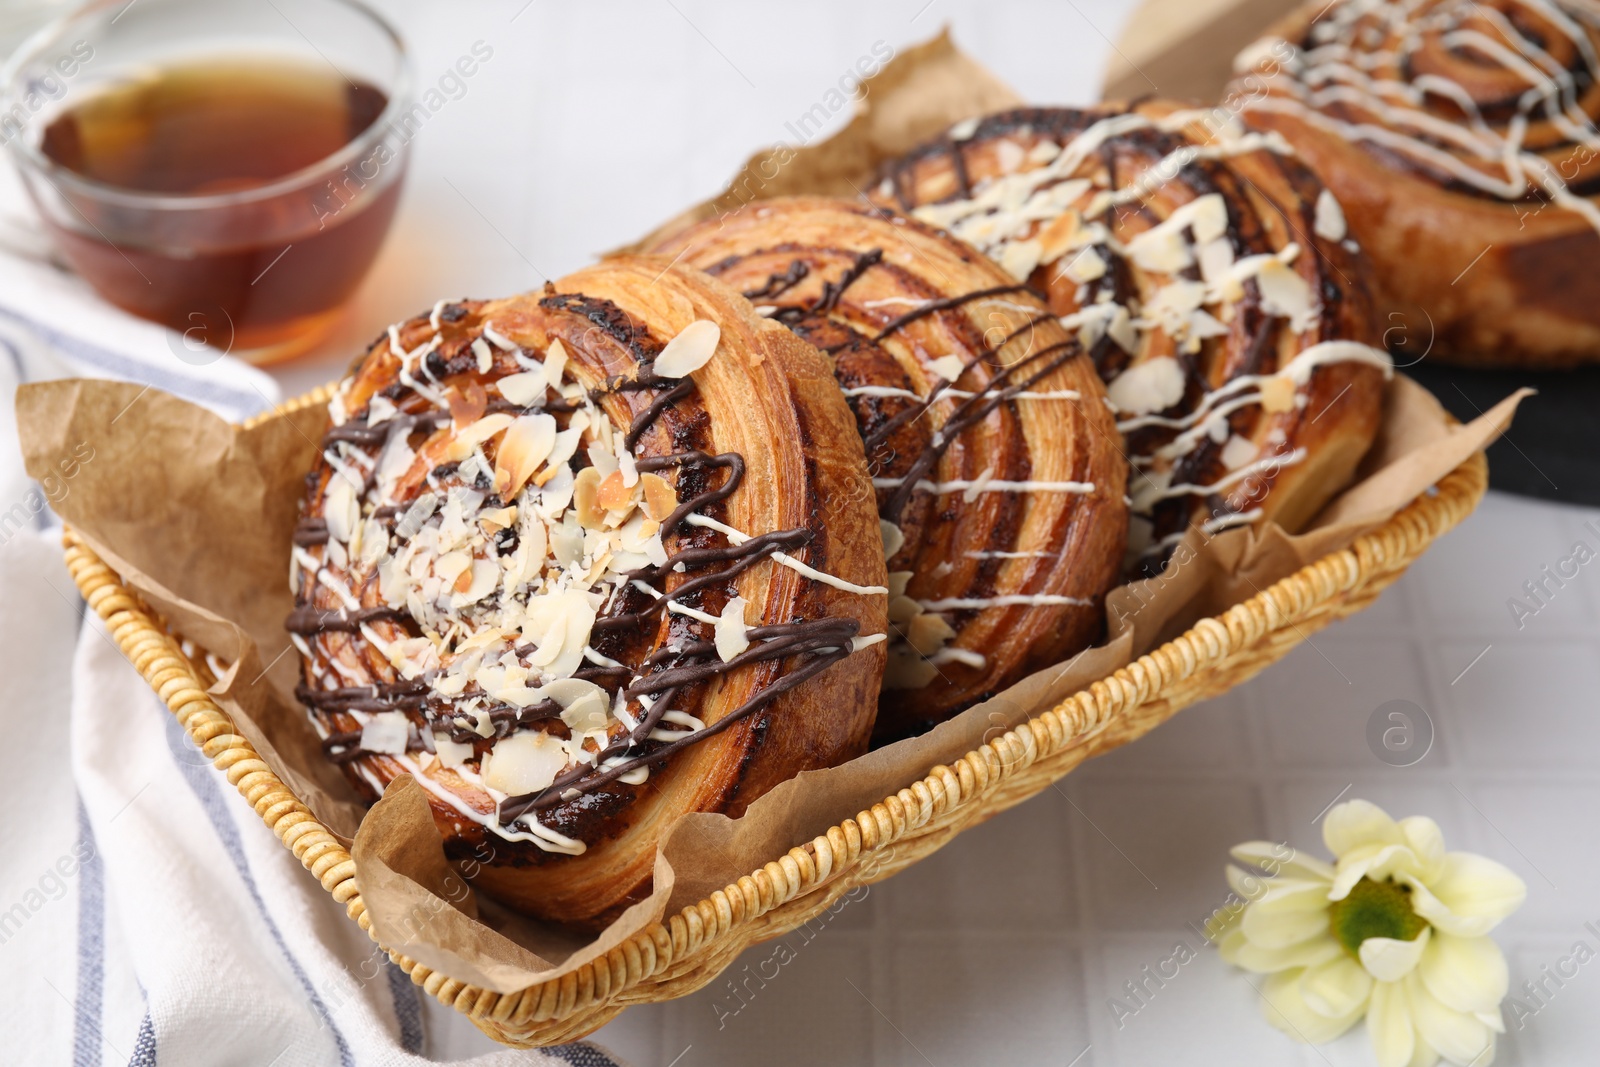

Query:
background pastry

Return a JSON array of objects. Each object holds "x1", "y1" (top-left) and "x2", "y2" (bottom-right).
[
  {"x1": 288, "y1": 257, "x2": 888, "y2": 928},
  {"x1": 874, "y1": 102, "x2": 1391, "y2": 574},
  {"x1": 647, "y1": 197, "x2": 1127, "y2": 740},
  {"x1": 1231, "y1": 0, "x2": 1600, "y2": 369}
]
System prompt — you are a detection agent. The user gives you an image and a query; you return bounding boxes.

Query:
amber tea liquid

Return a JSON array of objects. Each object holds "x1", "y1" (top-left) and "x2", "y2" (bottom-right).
[{"x1": 36, "y1": 57, "x2": 403, "y2": 358}]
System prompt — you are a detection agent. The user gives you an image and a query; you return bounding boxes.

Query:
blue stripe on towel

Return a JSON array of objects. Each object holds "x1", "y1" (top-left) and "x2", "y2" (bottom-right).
[
  {"x1": 74, "y1": 797, "x2": 105, "y2": 1067},
  {"x1": 0, "y1": 306, "x2": 270, "y2": 418},
  {"x1": 385, "y1": 961, "x2": 424, "y2": 1053},
  {"x1": 159, "y1": 704, "x2": 353, "y2": 1067},
  {"x1": 548, "y1": 1044, "x2": 625, "y2": 1067},
  {"x1": 127, "y1": 1012, "x2": 156, "y2": 1067}
]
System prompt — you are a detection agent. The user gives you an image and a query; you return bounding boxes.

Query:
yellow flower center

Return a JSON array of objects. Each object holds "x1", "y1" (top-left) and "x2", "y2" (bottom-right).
[{"x1": 1328, "y1": 877, "x2": 1429, "y2": 955}]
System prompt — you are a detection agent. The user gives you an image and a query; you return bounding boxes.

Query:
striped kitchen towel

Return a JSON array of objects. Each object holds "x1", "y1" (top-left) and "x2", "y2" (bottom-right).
[{"x1": 0, "y1": 230, "x2": 624, "y2": 1065}]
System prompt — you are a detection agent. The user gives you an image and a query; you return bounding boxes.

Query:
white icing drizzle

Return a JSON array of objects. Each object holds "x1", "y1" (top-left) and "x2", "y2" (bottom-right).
[
  {"x1": 1236, "y1": 0, "x2": 1600, "y2": 234},
  {"x1": 917, "y1": 594, "x2": 1093, "y2": 610},
  {"x1": 298, "y1": 313, "x2": 885, "y2": 853},
  {"x1": 871, "y1": 477, "x2": 1097, "y2": 495},
  {"x1": 843, "y1": 385, "x2": 1083, "y2": 402},
  {"x1": 898, "y1": 104, "x2": 1400, "y2": 563},
  {"x1": 683, "y1": 513, "x2": 889, "y2": 596}
]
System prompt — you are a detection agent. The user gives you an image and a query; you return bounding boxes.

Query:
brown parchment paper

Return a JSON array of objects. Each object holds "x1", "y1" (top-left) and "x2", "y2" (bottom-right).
[{"x1": 15, "y1": 33, "x2": 1527, "y2": 994}]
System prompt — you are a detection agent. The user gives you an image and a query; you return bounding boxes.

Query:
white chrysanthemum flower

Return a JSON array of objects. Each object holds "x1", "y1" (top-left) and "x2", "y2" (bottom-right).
[{"x1": 1212, "y1": 799, "x2": 1527, "y2": 1067}]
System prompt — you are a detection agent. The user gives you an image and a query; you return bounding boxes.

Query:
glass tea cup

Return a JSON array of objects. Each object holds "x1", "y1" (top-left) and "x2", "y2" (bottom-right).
[{"x1": 0, "y1": 0, "x2": 413, "y2": 363}]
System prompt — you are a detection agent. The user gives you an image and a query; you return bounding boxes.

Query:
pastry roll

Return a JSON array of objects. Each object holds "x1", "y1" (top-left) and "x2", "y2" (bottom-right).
[
  {"x1": 1232, "y1": 0, "x2": 1600, "y2": 368},
  {"x1": 288, "y1": 257, "x2": 888, "y2": 928},
  {"x1": 646, "y1": 197, "x2": 1128, "y2": 740},
  {"x1": 873, "y1": 103, "x2": 1391, "y2": 574}
]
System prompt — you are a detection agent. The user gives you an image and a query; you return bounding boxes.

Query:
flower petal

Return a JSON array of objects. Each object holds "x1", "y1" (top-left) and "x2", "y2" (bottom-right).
[
  {"x1": 1229, "y1": 932, "x2": 1343, "y2": 975},
  {"x1": 1331, "y1": 843, "x2": 1421, "y2": 900},
  {"x1": 1419, "y1": 933, "x2": 1508, "y2": 1014},
  {"x1": 1476, "y1": 1006, "x2": 1506, "y2": 1035},
  {"x1": 1368, "y1": 980, "x2": 1417, "y2": 1067},
  {"x1": 1408, "y1": 853, "x2": 1527, "y2": 937},
  {"x1": 1231, "y1": 841, "x2": 1336, "y2": 884},
  {"x1": 1260, "y1": 968, "x2": 1366, "y2": 1045},
  {"x1": 1242, "y1": 882, "x2": 1337, "y2": 948},
  {"x1": 1407, "y1": 1040, "x2": 1442, "y2": 1067},
  {"x1": 1216, "y1": 924, "x2": 1249, "y2": 966},
  {"x1": 1409, "y1": 973, "x2": 1495, "y2": 1065},
  {"x1": 1300, "y1": 955, "x2": 1374, "y2": 1018},
  {"x1": 1325, "y1": 799, "x2": 1402, "y2": 860},
  {"x1": 1399, "y1": 817, "x2": 1447, "y2": 883},
  {"x1": 1361, "y1": 928, "x2": 1432, "y2": 982}
]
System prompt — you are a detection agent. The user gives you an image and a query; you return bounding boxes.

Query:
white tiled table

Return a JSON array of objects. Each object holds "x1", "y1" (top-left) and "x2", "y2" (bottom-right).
[{"x1": 264, "y1": 3, "x2": 1597, "y2": 1062}]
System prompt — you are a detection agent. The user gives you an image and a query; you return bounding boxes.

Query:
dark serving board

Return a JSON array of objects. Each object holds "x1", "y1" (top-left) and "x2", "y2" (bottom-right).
[{"x1": 1404, "y1": 362, "x2": 1599, "y2": 507}]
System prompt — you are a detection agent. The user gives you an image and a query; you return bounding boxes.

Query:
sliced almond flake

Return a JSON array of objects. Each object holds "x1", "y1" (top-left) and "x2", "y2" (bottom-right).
[
  {"x1": 998, "y1": 238, "x2": 1043, "y2": 280},
  {"x1": 653, "y1": 320, "x2": 720, "y2": 379},
  {"x1": 1314, "y1": 188, "x2": 1347, "y2": 241},
  {"x1": 494, "y1": 413, "x2": 558, "y2": 499},
  {"x1": 546, "y1": 678, "x2": 609, "y2": 732},
  {"x1": 433, "y1": 734, "x2": 474, "y2": 769},
  {"x1": 324, "y1": 475, "x2": 360, "y2": 544},
  {"x1": 325, "y1": 538, "x2": 348, "y2": 571},
  {"x1": 928, "y1": 354, "x2": 966, "y2": 381},
  {"x1": 454, "y1": 559, "x2": 499, "y2": 606},
  {"x1": 573, "y1": 467, "x2": 606, "y2": 529},
  {"x1": 1106, "y1": 356, "x2": 1187, "y2": 416},
  {"x1": 1197, "y1": 238, "x2": 1236, "y2": 286},
  {"x1": 447, "y1": 380, "x2": 487, "y2": 427},
  {"x1": 906, "y1": 612, "x2": 957, "y2": 656},
  {"x1": 543, "y1": 339, "x2": 569, "y2": 391},
  {"x1": 1107, "y1": 304, "x2": 1139, "y2": 353},
  {"x1": 434, "y1": 550, "x2": 472, "y2": 587},
  {"x1": 1027, "y1": 140, "x2": 1061, "y2": 164},
  {"x1": 367, "y1": 395, "x2": 398, "y2": 426},
  {"x1": 547, "y1": 428, "x2": 585, "y2": 473},
  {"x1": 618, "y1": 450, "x2": 639, "y2": 488},
  {"x1": 884, "y1": 648, "x2": 940, "y2": 689},
  {"x1": 1125, "y1": 224, "x2": 1192, "y2": 274},
  {"x1": 496, "y1": 372, "x2": 546, "y2": 407},
  {"x1": 479, "y1": 506, "x2": 517, "y2": 532},
  {"x1": 1220, "y1": 434, "x2": 1259, "y2": 470},
  {"x1": 888, "y1": 594, "x2": 925, "y2": 625},
  {"x1": 1063, "y1": 246, "x2": 1107, "y2": 283},
  {"x1": 585, "y1": 441, "x2": 620, "y2": 479},
  {"x1": 482, "y1": 730, "x2": 566, "y2": 795},
  {"x1": 1189, "y1": 309, "x2": 1231, "y2": 341},
  {"x1": 472, "y1": 338, "x2": 494, "y2": 373},
  {"x1": 447, "y1": 413, "x2": 515, "y2": 460},
  {"x1": 1256, "y1": 259, "x2": 1319, "y2": 332},
  {"x1": 715, "y1": 596, "x2": 751, "y2": 662},
  {"x1": 596, "y1": 469, "x2": 636, "y2": 512},
  {"x1": 880, "y1": 520, "x2": 905, "y2": 559},
  {"x1": 360, "y1": 711, "x2": 410, "y2": 755},
  {"x1": 948, "y1": 116, "x2": 980, "y2": 141},
  {"x1": 994, "y1": 139, "x2": 1025, "y2": 173},
  {"x1": 888, "y1": 569, "x2": 914, "y2": 599},
  {"x1": 962, "y1": 466, "x2": 996, "y2": 503},
  {"x1": 1258, "y1": 375, "x2": 1297, "y2": 413},
  {"x1": 639, "y1": 473, "x2": 677, "y2": 521}
]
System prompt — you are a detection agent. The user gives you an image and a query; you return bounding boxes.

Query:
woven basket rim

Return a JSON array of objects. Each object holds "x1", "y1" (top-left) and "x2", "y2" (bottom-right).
[{"x1": 61, "y1": 387, "x2": 1489, "y2": 1043}]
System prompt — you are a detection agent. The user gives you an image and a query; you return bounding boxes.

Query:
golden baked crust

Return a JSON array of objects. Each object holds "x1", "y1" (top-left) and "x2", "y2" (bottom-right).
[
  {"x1": 646, "y1": 197, "x2": 1128, "y2": 740},
  {"x1": 1230, "y1": 0, "x2": 1600, "y2": 368},
  {"x1": 872, "y1": 102, "x2": 1390, "y2": 574},
  {"x1": 289, "y1": 257, "x2": 887, "y2": 929}
]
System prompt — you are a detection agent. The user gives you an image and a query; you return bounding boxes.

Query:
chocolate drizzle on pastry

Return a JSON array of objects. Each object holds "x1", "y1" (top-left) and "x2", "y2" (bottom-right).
[
  {"x1": 647, "y1": 197, "x2": 1129, "y2": 739},
  {"x1": 872, "y1": 104, "x2": 1391, "y2": 576},
  {"x1": 289, "y1": 284, "x2": 884, "y2": 853}
]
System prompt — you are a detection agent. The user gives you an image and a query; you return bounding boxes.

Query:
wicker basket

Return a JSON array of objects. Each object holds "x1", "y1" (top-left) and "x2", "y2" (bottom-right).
[{"x1": 61, "y1": 385, "x2": 1488, "y2": 1047}]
